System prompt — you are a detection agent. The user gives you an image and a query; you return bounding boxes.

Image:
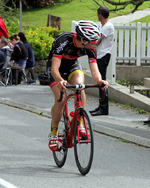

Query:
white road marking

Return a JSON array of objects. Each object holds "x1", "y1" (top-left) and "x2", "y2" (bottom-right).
[{"x1": 0, "y1": 178, "x2": 18, "y2": 188}]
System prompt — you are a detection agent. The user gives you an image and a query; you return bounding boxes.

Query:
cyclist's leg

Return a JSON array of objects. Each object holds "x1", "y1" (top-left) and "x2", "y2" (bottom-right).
[
  {"x1": 51, "y1": 84, "x2": 67, "y2": 128},
  {"x1": 69, "y1": 72, "x2": 86, "y2": 108},
  {"x1": 68, "y1": 62, "x2": 86, "y2": 108},
  {"x1": 49, "y1": 67, "x2": 67, "y2": 133},
  {"x1": 68, "y1": 63, "x2": 86, "y2": 136},
  {"x1": 49, "y1": 77, "x2": 67, "y2": 151}
]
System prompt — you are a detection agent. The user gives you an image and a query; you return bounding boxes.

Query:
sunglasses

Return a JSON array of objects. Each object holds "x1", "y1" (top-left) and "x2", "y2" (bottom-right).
[
  {"x1": 82, "y1": 39, "x2": 98, "y2": 46},
  {"x1": 89, "y1": 40, "x2": 98, "y2": 44}
]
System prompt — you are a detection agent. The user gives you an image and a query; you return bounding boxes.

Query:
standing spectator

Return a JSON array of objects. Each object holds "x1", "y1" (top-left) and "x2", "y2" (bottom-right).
[
  {"x1": 90, "y1": 6, "x2": 114, "y2": 116},
  {"x1": 18, "y1": 32, "x2": 35, "y2": 83},
  {"x1": 9, "y1": 34, "x2": 27, "y2": 69},
  {"x1": 0, "y1": 17, "x2": 9, "y2": 38}
]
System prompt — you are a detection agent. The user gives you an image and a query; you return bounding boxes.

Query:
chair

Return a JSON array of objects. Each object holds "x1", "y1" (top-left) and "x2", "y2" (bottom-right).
[
  {"x1": 0, "y1": 48, "x2": 13, "y2": 86},
  {"x1": 0, "y1": 67, "x2": 12, "y2": 86}
]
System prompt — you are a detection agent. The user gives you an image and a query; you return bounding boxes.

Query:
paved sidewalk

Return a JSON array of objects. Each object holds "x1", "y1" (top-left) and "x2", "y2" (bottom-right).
[
  {"x1": 110, "y1": 8, "x2": 150, "y2": 24},
  {"x1": 0, "y1": 84, "x2": 149, "y2": 147}
]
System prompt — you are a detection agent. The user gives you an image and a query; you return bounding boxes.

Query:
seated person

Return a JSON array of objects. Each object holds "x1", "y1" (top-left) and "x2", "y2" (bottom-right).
[
  {"x1": 9, "y1": 34, "x2": 27, "y2": 69},
  {"x1": 0, "y1": 38, "x2": 10, "y2": 69},
  {"x1": 9, "y1": 34, "x2": 28, "y2": 84}
]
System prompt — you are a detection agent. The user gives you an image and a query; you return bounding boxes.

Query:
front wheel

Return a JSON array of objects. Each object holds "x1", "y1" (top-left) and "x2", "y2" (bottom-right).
[
  {"x1": 53, "y1": 110, "x2": 68, "y2": 168},
  {"x1": 74, "y1": 109, "x2": 94, "y2": 175}
]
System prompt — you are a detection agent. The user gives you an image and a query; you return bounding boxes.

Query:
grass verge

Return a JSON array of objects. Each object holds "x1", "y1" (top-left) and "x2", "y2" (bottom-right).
[{"x1": 22, "y1": 0, "x2": 150, "y2": 32}]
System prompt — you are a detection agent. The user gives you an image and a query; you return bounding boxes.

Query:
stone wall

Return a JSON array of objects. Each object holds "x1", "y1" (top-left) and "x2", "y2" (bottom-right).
[
  {"x1": 116, "y1": 65, "x2": 150, "y2": 82},
  {"x1": 34, "y1": 60, "x2": 47, "y2": 79}
]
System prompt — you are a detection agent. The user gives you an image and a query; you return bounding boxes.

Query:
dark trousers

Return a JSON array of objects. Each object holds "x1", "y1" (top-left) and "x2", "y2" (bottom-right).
[{"x1": 97, "y1": 53, "x2": 110, "y2": 113}]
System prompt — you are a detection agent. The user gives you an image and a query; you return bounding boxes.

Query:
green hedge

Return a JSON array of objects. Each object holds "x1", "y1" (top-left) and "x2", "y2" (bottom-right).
[{"x1": 24, "y1": 26, "x2": 60, "y2": 60}]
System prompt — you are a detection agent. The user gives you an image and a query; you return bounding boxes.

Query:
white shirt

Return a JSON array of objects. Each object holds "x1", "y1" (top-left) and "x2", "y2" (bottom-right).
[{"x1": 96, "y1": 21, "x2": 114, "y2": 59}]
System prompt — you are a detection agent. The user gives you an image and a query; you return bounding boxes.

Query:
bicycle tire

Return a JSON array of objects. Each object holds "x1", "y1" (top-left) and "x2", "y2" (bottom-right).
[
  {"x1": 74, "y1": 108, "x2": 94, "y2": 175},
  {"x1": 53, "y1": 110, "x2": 68, "y2": 168}
]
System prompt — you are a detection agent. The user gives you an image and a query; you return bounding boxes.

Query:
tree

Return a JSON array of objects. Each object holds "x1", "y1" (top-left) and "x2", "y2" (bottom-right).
[
  {"x1": 5, "y1": 0, "x2": 71, "y2": 9},
  {"x1": 93, "y1": 0, "x2": 149, "y2": 13},
  {"x1": 0, "y1": 0, "x2": 18, "y2": 21}
]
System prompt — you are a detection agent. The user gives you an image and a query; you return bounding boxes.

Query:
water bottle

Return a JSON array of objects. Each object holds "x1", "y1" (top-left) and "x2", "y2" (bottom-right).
[{"x1": 69, "y1": 111, "x2": 75, "y2": 125}]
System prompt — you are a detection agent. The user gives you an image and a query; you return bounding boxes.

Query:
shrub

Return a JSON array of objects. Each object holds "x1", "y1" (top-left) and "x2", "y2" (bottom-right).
[
  {"x1": 6, "y1": 21, "x2": 20, "y2": 36},
  {"x1": 24, "y1": 26, "x2": 60, "y2": 60}
]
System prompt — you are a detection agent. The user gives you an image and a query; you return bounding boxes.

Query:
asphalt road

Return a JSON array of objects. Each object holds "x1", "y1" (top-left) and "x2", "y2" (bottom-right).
[{"x1": 0, "y1": 104, "x2": 150, "y2": 188}]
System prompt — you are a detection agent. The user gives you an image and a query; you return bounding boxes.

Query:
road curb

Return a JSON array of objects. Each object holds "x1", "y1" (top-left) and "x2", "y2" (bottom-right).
[
  {"x1": 93, "y1": 123, "x2": 150, "y2": 148},
  {"x1": 0, "y1": 97, "x2": 51, "y2": 118}
]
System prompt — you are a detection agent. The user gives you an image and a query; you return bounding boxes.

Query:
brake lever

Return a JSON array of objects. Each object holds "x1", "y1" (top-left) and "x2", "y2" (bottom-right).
[{"x1": 57, "y1": 89, "x2": 64, "y2": 102}]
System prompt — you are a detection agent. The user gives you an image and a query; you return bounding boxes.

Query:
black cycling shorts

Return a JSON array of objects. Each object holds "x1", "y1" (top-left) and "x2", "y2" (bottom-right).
[{"x1": 49, "y1": 60, "x2": 84, "y2": 88}]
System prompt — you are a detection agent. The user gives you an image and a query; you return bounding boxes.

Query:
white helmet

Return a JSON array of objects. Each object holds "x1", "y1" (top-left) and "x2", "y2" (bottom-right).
[{"x1": 76, "y1": 20, "x2": 100, "y2": 41}]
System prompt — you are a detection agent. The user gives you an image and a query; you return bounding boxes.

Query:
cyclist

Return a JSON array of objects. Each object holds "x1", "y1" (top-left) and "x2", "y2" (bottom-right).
[{"x1": 48, "y1": 20, "x2": 108, "y2": 151}]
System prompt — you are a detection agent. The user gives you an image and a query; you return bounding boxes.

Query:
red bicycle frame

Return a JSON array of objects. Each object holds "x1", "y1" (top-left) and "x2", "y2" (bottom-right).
[{"x1": 63, "y1": 85, "x2": 92, "y2": 148}]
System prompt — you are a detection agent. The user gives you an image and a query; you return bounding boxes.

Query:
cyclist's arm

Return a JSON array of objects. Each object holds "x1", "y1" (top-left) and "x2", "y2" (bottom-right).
[
  {"x1": 89, "y1": 62, "x2": 102, "y2": 84},
  {"x1": 51, "y1": 56, "x2": 67, "y2": 90}
]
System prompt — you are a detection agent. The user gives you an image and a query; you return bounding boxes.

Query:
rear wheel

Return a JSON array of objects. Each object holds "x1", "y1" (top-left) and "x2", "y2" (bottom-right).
[
  {"x1": 74, "y1": 109, "x2": 94, "y2": 175},
  {"x1": 53, "y1": 110, "x2": 68, "y2": 167}
]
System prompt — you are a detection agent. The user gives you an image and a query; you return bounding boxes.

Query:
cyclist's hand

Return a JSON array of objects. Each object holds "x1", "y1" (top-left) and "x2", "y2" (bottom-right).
[
  {"x1": 57, "y1": 80, "x2": 67, "y2": 91},
  {"x1": 99, "y1": 80, "x2": 108, "y2": 90}
]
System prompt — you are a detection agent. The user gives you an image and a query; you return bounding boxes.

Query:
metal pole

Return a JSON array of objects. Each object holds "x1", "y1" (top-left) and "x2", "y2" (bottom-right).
[{"x1": 20, "y1": 0, "x2": 22, "y2": 31}]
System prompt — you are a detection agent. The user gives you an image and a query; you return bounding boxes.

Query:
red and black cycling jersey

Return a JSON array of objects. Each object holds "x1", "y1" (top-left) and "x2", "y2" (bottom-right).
[{"x1": 48, "y1": 32, "x2": 97, "y2": 68}]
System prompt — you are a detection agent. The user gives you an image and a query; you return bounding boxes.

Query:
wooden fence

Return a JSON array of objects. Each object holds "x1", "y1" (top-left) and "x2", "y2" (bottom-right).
[{"x1": 113, "y1": 22, "x2": 150, "y2": 66}]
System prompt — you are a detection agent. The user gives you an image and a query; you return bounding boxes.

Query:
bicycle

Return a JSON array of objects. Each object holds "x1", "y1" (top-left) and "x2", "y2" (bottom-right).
[{"x1": 52, "y1": 83, "x2": 105, "y2": 175}]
